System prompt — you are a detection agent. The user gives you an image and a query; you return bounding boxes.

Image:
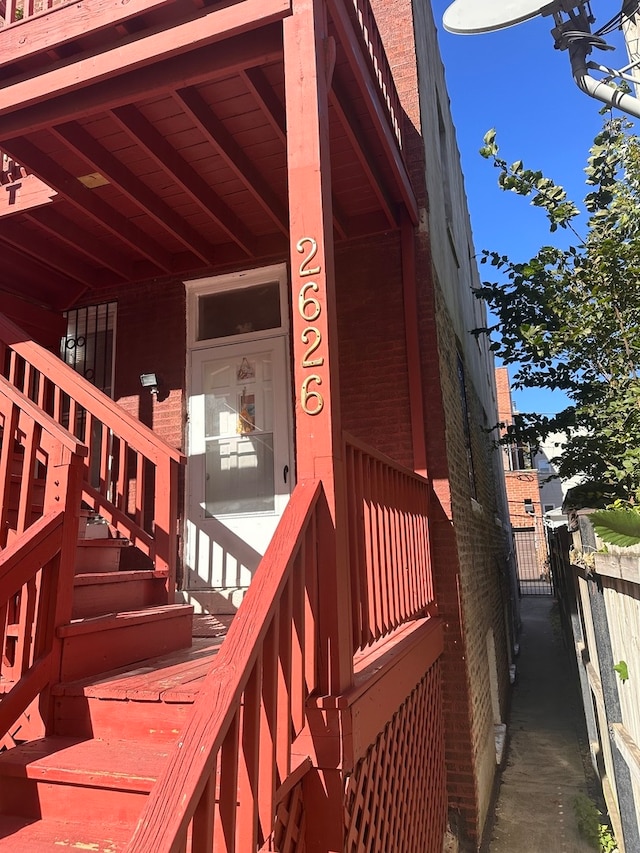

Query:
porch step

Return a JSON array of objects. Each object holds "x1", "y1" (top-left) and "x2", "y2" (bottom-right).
[
  {"x1": 74, "y1": 537, "x2": 131, "y2": 574},
  {"x1": 72, "y1": 569, "x2": 167, "y2": 619},
  {"x1": 53, "y1": 637, "x2": 223, "y2": 742},
  {"x1": 0, "y1": 735, "x2": 167, "y2": 823},
  {"x1": 57, "y1": 604, "x2": 194, "y2": 682},
  {"x1": 0, "y1": 815, "x2": 132, "y2": 851}
]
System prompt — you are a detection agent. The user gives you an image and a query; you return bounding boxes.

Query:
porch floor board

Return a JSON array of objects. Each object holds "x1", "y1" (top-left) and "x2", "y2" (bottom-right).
[
  {"x1": 0, "y1": 815, "x2": 132, "y2": 851},
  {"x1": 52, "y1": 615, "x2": 233, "y2": 703}
]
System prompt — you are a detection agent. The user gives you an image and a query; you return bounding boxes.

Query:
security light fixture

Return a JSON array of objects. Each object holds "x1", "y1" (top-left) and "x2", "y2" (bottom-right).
[{"x1": 140, "y1": 372, "x2": 159, "y2": 397}]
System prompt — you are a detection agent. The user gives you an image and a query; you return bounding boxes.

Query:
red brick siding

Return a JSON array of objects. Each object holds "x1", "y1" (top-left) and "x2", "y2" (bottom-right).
[{"x1": 336, "y1": 233, "x2": 413, "y2": 468}]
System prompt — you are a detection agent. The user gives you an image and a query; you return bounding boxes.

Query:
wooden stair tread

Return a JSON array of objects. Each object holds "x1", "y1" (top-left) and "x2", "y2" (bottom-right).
[
  {"x1": 73, "y1": 569, "x2": 165, "y2": 586},
  {"x1": 0, "y1": 815, "x2": 132, "y2": 850},
  {"x1": 58, "y1": 604, "x2": 193, "y2": 637},
  {"x1": 53, "y1": 637, "x2": 223, "y2": 701},
  {"x1": 0, "y1": 736, "x2": 169, "y2": 790},
  {"x1": 77, "y1": 539, "x2": 130, "y2": 548}
]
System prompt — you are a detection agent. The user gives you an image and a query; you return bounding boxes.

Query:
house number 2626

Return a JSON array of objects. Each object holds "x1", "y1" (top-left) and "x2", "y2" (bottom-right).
[{"x1": 297, "y1": 237, "x2": 324, "y2": 416}]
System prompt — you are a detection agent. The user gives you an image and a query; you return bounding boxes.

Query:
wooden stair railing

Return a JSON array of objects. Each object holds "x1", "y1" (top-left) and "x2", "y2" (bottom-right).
[
  {"x1": 127, "y1": 478, "x2": 324, "y2": 853},
  {"x1": 344, "y1": 433, "x2": 435, "y2": 653},
  {"x1": 0, "y1": 313, "x2": 185, "y2": 593},
  {"x1": 0, "y1": 375, "x2": 86, "y2": 741}
]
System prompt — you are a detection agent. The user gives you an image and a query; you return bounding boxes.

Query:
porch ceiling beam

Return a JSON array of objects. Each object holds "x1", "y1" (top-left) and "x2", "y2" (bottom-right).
[
  {"x1": 0, "y1": 27, "x2": 283, "y2": 140},
  {"x1": 239, "y1": 67, "x2": 348, "y2": 240},
  {"x1": 325, "y1": 0, "x2": 418, "y2": 225},
  {"x1": 0, "y1": 245, "x2": 87, "y2": 308},
  {"x1": 52, "y1": 121, "x2": 219, "y2": 266},
  {"x1": 175, "y1": 86, "x2": 289, "y2": 237},
  {"x1": 0, "y1": 219, "x2": 99, "y2": 287},
  {"x1": 1, "y1": 137, "x2": 172, "y2": 273},
  {"x1": 26, "y1": 208, "x2": 132, "y2": 280},
  {"x1": 111, "y1": 104, "x2": 258, "y2": 257},
  {"x1": 329, "y1": 76, "x2": 397, "y2": 229},
  {"x1": 0, "y1": 0, "x2": 291, "y2": 119}
]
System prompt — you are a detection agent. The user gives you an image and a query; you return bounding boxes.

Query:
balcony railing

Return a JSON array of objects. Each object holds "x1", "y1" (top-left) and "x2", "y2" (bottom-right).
[
  {"x1": 0, "y1": 0, "x2": 70, "y2": 27},
  {"x1": 347, "y1": 0, "x2": 403, "y2": 150},
  {"x1": 1, "y1": 154, "x2": 25, "y2": 185}
]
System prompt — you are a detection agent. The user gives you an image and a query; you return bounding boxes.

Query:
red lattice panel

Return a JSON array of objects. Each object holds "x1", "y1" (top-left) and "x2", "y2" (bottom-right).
[
  {"x1": 266, "y1": 782, "x2": 306, "y2": 853},
  {"x1": 344, "y1": 662, "x2": 447, "y2": 853}
]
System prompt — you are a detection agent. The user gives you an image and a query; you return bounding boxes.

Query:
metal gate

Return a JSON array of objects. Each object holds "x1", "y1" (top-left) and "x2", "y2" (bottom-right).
[{"x1": 513, "y1": 526, "x2": 552, "y2": 596}]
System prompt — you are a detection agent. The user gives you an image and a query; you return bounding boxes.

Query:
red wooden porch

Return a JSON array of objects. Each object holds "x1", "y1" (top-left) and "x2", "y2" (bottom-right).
[{"x1": 0, "y1": 0, "x2": 448, "y2": 849}]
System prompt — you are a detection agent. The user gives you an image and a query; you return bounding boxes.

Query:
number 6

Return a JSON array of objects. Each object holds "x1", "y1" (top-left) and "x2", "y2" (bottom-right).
[{"x1": 301, "y1": 374, "x2": 324, "y2": 415}]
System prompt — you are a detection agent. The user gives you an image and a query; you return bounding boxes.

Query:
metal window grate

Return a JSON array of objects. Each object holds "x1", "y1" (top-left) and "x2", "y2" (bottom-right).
[{"x1": 61, "y1": 302, "x2": 117, "y2": 397}]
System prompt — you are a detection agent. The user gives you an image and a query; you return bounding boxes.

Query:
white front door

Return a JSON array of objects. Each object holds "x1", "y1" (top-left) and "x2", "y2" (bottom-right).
[{"x1": 185, "y1": 335, "x2": 292, "y2": 611}]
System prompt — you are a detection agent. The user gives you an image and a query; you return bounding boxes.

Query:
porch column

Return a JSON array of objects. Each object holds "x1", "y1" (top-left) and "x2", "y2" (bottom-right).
[{"x1": 283, "y1": 0, "x2": 352, "y2": 696}]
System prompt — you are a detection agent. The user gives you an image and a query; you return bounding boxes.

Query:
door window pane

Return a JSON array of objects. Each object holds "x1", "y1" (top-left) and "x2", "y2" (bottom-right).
[
  {"x1": 197, "y1": 282, "x2": 281, "y2": 341},
  {"x1": 205, "y1": 435, "x2": 275, "y2": 515}
]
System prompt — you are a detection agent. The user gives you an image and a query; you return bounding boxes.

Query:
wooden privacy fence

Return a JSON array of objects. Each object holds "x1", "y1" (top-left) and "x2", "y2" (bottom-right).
[
  {"x1": 549, "y1": 519, "x2": 640, "y2": 852},
  {"x1": 0, "y1": 375, "x2": 86, "y2": 741},
  {"x1": 345, "y1": 433, "x2": 434, "y2": 652},
  {"x1": 127, "y1": 479, "x2": 324, "y2": 853},
  {"x1": 0, "y1": 313, "x2": 184, "y2": 591}
]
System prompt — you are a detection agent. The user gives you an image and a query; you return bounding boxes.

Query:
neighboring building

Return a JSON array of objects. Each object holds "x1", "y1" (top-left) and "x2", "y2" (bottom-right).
[{"x1": 0, "y1": 1, "x2": 512, "y2": 850}]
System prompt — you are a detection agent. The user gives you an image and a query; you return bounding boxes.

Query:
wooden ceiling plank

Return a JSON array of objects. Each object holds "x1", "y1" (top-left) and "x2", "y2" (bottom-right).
[
  {"x1": 26, "y1": 208, "x2": 131, "y2": 280},
  {"x1": 111, "y1": 104, "x2": 257, "y2": 257},
  {"x1": 326, "y1": 0, "x2": 417, "y2": 225},
  {"x1": 52, "y1": 121, "x2": 218, "y2": 265},
  {"x1": 0, "y1": 27, "x2": 283, "y2": 140},
  {"x1": 0, "y1": 0, "x2": 291, "y2": 119},
  {"x1": 329, "y1": 78, "x2": 397, "y2": 229},
  {"x1": 240, "y1": 67, "x2": 287, "y2": 145},
  {"x1": 2, "y1": 136, "x2": 173, "y2": 272},
  {"x1": 0, "y1": 219, "x2": 97, "y2": 286},
  {"x1": 240, "y1": 66, "x2": 347, "y2": 239},
  {"x1": 175, "y1": 86, "x2": 288, "y2": 236}
]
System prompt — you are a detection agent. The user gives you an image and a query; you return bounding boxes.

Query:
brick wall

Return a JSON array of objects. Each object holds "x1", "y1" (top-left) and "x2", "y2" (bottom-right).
[
  {"x1": 369, "y1": 0, "x2": 513, "y2": 847},
  {"x1": 98, "y1": 278, "x2": 187, "y2": 452},
  {"x1": 336, "y1": 232, "x2": 413, "y2": 468}
]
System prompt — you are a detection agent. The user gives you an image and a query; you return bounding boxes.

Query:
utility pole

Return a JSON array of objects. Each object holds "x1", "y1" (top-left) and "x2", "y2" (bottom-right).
[{"x1": 623, "y1": 0, "x2": 640, "y2": 98}]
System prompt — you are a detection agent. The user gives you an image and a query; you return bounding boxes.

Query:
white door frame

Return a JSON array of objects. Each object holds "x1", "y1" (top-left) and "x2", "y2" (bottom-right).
[{"x1": 183, "y1": 265, "x2": 294, "y2": 613}]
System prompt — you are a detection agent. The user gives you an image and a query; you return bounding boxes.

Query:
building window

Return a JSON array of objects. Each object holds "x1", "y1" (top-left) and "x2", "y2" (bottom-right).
[
  {"x1": 456, "y1": 353, "x2": 477, "y2": 499},
  {"x1": 61, "y1": 302, "x2": 117, "y2": 397}
]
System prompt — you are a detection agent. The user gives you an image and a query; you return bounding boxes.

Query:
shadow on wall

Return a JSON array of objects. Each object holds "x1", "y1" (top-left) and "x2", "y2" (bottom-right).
[{"x1": 182, "y1": 513, "x2": 262, "y2": 614}]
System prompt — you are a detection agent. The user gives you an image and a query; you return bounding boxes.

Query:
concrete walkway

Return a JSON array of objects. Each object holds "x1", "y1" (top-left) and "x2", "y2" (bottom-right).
[{"x1": 487, "y1": 597, "x2": 595, "y2": 852}]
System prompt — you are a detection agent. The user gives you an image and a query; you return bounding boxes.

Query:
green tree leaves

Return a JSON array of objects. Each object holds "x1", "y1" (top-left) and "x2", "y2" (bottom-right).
[{"x1": 477, "y1": 116, "x2": 640, "y2": 498}]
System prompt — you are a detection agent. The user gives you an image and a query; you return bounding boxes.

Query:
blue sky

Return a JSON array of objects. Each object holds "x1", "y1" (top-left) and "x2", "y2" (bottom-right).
[{"x1": 430, "y1": 2, "x2": 630, "y2": 415}]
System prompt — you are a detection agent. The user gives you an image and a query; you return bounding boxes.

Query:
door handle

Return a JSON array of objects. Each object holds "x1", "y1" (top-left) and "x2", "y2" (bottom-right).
[{"x1": 283, "y1": 464, "x2": 289, "y2": 484}]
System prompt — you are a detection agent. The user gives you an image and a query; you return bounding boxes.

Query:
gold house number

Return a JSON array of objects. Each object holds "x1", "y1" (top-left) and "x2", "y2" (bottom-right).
[{"x1": 297, "y1": 237, "x2": 324, "y2": 416}]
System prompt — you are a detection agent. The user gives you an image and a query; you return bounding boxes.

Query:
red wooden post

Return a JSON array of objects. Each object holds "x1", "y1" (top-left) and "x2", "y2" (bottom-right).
[
  {"x1": 401, "y1": 210, "x2": 428, "y2": 478},
  {"x1": 283, "y1": 0, "x2": 353, "y2": 697},
  {"x1": 41, "y1": 443, "x2": 85, "y2": 730}
]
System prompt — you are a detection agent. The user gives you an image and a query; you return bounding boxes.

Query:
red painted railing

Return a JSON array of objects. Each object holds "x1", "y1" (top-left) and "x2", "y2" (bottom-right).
[
  {"x1": 127, "y1": 479, "x2": 324, "y2": 852},
  {"x1": 0, "y1": 376, "x2": 86, "y2": 739},
  {"x1": 1, "y1": 153, "x2": 25, "y2": 185},
  {"x1": 128, "y1": 436, "x2": 436, "y2": 850},
  {"x1": 0, "y1": 313, "x2": 185, "y2": 590},
  {"x1": 347, "y1": 0, "x2": 403, "y2": 150},
  {"x1": 345, "y1": 433, "x2": 433, "y2": 652}
]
